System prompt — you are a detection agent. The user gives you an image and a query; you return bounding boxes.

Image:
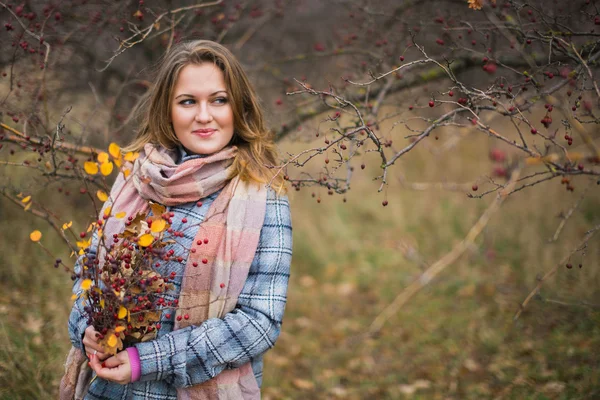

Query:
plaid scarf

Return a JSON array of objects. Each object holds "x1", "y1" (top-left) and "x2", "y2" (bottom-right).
[{"x1": 60, "y1": 143, "x2": 267, "y2": 400}]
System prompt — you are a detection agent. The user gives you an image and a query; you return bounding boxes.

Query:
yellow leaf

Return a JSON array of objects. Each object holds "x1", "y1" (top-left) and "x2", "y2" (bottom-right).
[
  {"x1": 45, "y1": 161, "x2": 52, "y2": 170},
  {"x1": 115, "y1": 211, "x2": 126, "y2": 219},
  {"x1": 70, "y1": 294, "x2": 78, "y2": 301},
  {"x1": 97, "y1": 190, "x2": 108, "y2": 202},
  {"x1": 76, "y1": 238, "x2": 91, "y2": 249},
  {"x1": 97, "y1": 152, "x2": 109, "y2": 164},
  {"x1": 24, "y1": 202, "x2": 32, "y2": 211},
  {"x1": 87, "y1": 222, "x2": 95, "y2": 233},
  {"x1": 118, "y1": 306, "x2": 128, "y2": 319},
  {"x1": 115, "y1": 325, "x2": 126, "y2": 333},
  {"x1": 151, "y1": 219, "x2": 166, "y2": 233},
  {"x1": 123, "y1": 152, "x2": 139, "y2": 162},
  {"x1": 123, "y1": 168, "x2": 131, "y2": 178},
  {"x1": 108, "y1": 143, "x2": 121, "y2": 159},
  {"x1": 100, "y1": 299, "x2": 105, "y2": 309},
  {"x1": 21, "y1": 195, "x2": 31, "y2": 203},
  {"x1": 84, "y1": 161, "x2": 99, "y2": 175},
  {"x1": 138, "y1": 234, "x2": 154, "y2": 247},
  {"x1": 62, "y1": 221, "x2": 73, "y2": 230},
  {"x1": 107, "y1": 333, "x2": 117, "y2": 347},
  {"x1": 114, "y1": 157, "x2": 122, "y2": 168},
  {"x1": 29, "y1": 230, "x2": 42, "y2": 242},
  {"x1": 100, "y1": 161, "x2": 114, "y2": 176},
  {"x1": 81, "y1": 279, "x2": 93, "y2": 290},
  {"x1": 104, "y1": 205, "x2": 112, "y2": 217}
]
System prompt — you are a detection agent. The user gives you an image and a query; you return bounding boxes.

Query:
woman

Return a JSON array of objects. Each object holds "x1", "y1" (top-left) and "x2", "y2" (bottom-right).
[{"x1": 61, "y1": 40, "x2": 292, "y2": 399}]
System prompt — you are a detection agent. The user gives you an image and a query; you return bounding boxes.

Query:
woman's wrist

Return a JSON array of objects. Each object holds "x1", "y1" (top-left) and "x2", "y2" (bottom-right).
[{"x1": 126, "y1": 347, "x2": 142, "y2": 382}]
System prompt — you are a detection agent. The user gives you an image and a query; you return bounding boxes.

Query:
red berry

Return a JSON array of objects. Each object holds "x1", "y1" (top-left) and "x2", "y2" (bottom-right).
[
  {"x1": 472, "y1": 184, "x2": 478, "y2": 191},
  {"x1": 220, "y1": 283, "x2": 225, "y2": 288},
  {"x1": 202, "y1": 258, "x2": 208, "y2": 264},
  {"x1": 530, "y1": 128, "x2": 537, "y2": 134},
  {"x1": 429, "y1": 101, "x2": 435, "y2": 107},
  {"x1": 184, "y1": 314, "x2": 189, "y2": 320},
  {"x1": 448, "y1": 91, "x2": 454, "y2": 97},
  {"x1": 382, "y1": 200, "x2": 388, "y2": 206}
]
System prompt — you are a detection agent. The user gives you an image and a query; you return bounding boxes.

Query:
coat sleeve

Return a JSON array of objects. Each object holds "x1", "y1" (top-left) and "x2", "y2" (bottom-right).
[
  {"x1": 134, "y1": 192, "x2": 293, "y2": 388},
  {"x1": 67, "y1": 230, "x2": 100, "y2": 349}
]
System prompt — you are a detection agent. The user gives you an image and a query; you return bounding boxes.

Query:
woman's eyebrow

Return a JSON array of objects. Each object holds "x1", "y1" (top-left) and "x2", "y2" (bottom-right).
[{"x1": 174, "y1": 90, "x2": 227, "y2": 99}]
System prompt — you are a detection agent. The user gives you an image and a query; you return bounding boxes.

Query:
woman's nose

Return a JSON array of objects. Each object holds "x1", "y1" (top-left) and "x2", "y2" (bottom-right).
[{"x1": 195, "y1": 103, "x2": 213, "y2": 123}]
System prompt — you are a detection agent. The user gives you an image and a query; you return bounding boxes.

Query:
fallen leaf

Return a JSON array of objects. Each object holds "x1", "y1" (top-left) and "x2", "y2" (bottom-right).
[{"x1": 292, "y1": 379, "x2": 315, "y2": 390}]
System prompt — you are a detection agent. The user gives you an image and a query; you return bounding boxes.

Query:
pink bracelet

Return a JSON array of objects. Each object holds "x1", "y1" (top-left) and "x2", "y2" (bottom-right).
[{"x1": 126, "y1": 347, "x2": 142, "y2": 382}]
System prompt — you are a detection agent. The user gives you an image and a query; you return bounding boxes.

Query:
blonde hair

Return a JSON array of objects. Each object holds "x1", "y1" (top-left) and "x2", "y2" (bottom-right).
[{"x1": 124, "y1": 40, "x2": 285, "y2": 192}]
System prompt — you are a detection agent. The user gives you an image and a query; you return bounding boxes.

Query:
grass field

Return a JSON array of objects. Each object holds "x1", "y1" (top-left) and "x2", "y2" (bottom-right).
[{"x1": 1, "y1": 115, "x2": 599, "y2": 399}]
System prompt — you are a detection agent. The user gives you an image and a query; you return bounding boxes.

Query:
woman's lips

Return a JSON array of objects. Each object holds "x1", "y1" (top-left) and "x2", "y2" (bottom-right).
[{"x1": 192, "y1": 129, "x2": 216, "y2": 137}]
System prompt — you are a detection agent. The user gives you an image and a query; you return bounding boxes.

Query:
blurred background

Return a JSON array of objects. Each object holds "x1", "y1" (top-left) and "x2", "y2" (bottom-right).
[{"x1": 1, "y1": 0, "x2": 599, "y2": 399}]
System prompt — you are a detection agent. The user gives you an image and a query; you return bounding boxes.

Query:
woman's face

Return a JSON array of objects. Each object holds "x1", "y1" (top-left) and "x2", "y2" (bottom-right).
[{"x1": 170, "y1": 63, "x2": 235, "y2": 155}]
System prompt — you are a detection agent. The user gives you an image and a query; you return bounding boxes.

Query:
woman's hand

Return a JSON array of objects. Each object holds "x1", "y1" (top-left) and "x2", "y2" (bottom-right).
[
  {"x1": 83, "y1": 325, "x2": 110, "y2": 361},
  {"x1": 89, "y1": 350, "x2": 132, "y2": 385}
]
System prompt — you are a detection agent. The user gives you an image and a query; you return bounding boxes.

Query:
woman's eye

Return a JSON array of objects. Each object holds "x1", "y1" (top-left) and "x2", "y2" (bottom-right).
[
  {"x1": 179, "y1": 99, "x2": 195, "y2": 105},
  {"x1": 214, "y1": 97, "x2": 228, "y2": 104}
]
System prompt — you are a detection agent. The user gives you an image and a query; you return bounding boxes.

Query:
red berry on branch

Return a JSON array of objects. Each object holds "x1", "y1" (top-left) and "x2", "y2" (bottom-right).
[
  {"x1": 530, "y1": 128, "x2": 537, "y2": 134},
  {"x1": 314, "y1": 42, "x2": 325, "y2": 52},
  {"x1": 429, "y1": 100, "x2": 435, "y2": 107},
  {"x1": 382, "y1": 200, "x2": 388, "y2": 206},
  {"x1": 472, "y1": 184, "x2": 478, "y2": 191}
]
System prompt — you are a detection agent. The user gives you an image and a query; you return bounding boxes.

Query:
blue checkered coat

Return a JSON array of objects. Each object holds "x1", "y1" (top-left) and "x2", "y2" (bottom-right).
[{"x1": 67, "y1": 149, "x2": 293, "y2": 399}]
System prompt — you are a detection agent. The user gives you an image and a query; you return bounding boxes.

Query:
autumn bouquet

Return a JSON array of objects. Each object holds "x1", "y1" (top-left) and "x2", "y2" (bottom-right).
[
  {"x1": 27, "y1": 143, "x2": 179, "y2": 355},
  {"x1": 75, "y1": 197, "x2": 183, "y2": 355}
]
